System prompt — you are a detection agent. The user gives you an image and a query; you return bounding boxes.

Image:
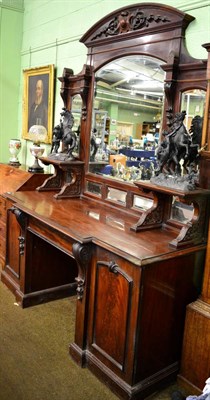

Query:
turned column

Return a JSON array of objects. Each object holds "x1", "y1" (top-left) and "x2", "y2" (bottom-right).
[{"x1": 178, "y1": 43, "x2": 210, "y2": 394}]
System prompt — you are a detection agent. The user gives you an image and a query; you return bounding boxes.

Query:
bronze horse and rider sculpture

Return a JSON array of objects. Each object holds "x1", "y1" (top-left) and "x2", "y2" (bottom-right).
[
  {"x1": 49, "y1": 107, "x2": 100, "y2": 162},
  {"x1": 49, "y1": 108, "x2": 77, "y2": 160},
  {"x1": 156, "y1": 110, "x2": 203, "y2": 177}
]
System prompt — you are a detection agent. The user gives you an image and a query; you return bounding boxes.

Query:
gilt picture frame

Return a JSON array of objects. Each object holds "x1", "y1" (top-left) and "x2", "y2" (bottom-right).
[{"x1": 22, "y1": 65, "x2": 54, "y2": 144}]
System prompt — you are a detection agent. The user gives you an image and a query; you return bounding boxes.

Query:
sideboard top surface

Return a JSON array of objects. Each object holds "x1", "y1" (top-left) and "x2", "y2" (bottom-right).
[{"x1": 5, "y1": 189, "x2": 204, "y2": 265}]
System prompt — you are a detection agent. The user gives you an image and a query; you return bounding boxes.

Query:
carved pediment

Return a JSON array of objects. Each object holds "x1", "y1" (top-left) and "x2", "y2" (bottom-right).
[
  {"x1": 80, "y1": 3, "x2": 194, "y2": 46},
  {"x1": 92, "y1": 9, "x2": 170, "y2": 40}
]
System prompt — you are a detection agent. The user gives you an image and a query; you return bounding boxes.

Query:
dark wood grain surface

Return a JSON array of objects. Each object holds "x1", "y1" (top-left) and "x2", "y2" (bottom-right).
[{"x1": 5, "y1": 189, "x2": 204, "y2": 265}]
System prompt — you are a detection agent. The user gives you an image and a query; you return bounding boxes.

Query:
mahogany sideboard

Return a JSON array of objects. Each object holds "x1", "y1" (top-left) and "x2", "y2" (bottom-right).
[
  {"x1": 1, "y1": 3, "x2": 210, "y2": 398},
  {"x1": 1, "y1": 180, "x2": 209, "y2": 399}
]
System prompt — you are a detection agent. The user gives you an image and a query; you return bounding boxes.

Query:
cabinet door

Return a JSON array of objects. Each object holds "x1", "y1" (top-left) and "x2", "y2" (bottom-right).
[
  {"x1": 87, "y1": 247, "x2": 141, "y2": 382},
  {"x1": 5, "y1": 208, "x2": 22, "y2": 283}
]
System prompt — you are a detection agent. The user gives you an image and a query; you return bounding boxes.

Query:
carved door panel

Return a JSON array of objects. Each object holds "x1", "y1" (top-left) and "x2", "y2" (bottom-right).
[{"x1": 87, "y1": 247, "x2": 141, "y2": 383}]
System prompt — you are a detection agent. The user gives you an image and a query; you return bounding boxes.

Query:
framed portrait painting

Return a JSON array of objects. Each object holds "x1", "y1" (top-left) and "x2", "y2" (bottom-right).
[{"x1": 22, "y1": 65, "x2": 54, "y2": 144}]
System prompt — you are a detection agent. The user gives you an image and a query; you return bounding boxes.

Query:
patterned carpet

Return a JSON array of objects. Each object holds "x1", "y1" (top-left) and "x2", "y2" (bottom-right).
[{"x1": 0, "y1": 280, "x2": 188, "y2": 400}]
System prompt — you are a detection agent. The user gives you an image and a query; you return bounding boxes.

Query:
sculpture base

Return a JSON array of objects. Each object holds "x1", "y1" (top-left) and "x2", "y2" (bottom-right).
[
  {"x1": 47, "y1": 152, "x2": 76, "y2": 162},
  {"x1": 36, "y1": 157, "x2": 84, "y2": 199},
  {"x1": 151, "y1": 172, "x2": 199, "y2": 191},
  {"x1": 131, "y1": 181, "x2": 210, "y2": 248}
]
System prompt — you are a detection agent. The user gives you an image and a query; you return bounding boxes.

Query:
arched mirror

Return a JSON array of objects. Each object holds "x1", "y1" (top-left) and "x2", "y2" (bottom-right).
[
  {"x1": 71, "y1": 94, "x2": 82, "y2": 158},
  {"x1": 89, "y1": 55, "x2": 165, "y2": 181},
  {"x1": 181, "y1": 89, "x2": 206, "y2": 130},
  {"x1": 59, "y1": 3, "x2": 207, "y2": 208}
]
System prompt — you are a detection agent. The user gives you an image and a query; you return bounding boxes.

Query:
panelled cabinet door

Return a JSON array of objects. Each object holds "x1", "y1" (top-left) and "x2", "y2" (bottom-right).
[
  {"x1": 5, "y1": 207, "x2": 22, "y2": 284},
  {"x1": 87, "y1": 247, "x2": 141, "y2": 383}
]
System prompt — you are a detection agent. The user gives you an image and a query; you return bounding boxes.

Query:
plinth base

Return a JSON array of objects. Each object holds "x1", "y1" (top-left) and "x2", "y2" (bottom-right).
[
  {"x1": 36, "y1": 157, "x2": 84, "y2": 199},
  {"x1": 131, "y1": 181, "x2": 210, "y2": 248}
]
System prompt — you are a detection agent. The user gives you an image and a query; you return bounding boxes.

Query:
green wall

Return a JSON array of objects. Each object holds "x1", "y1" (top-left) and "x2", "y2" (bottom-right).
[
  {"x1": 0, "y1": 0, "x2": 210, "y2": 165},
  {"x1": 0, "y1": 1, "x2": 23, "y2": 163}
]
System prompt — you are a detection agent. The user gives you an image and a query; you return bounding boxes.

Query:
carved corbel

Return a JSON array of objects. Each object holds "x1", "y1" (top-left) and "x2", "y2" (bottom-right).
[
  {"x1": 9, "y1": 207, "x2": 27, "y2": 256},
  {"x1": 130, "y1": 190, "x2": 171, "y2": 232},
  {"x1": 72, "y1": 242, "x2": 92, "y2": 300},
  {"x1": 169, "y1": 196, "x2": 208, "y2": 248},
  {"x1": 131, "y1": 181, "x2": 210, "y2": 248},
  {"x1": 37, "y1": 159, "x2": 84, "y2": 199}
]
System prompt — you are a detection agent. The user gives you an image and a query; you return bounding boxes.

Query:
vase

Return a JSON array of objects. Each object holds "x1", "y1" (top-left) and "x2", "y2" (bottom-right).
[
  {"x1": 9, "y1": 139, "x2": 21, "y2": 166},
  {"x1": 28, "y1": 144, "x2": 45, "y2": 173}
]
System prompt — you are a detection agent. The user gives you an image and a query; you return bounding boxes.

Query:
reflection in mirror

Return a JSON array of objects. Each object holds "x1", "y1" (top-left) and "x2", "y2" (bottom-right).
[
  {"x1": 89, "y1": 55, "x2": 165, "y2": 182},
  {"x1": 86, "y1": 181, "x2": 102, "y2": 197},
  {"x1": 171, "y1": 197, "x2": 194, "y2": 224},
  {"x1": 133, "y1": 195, "x2": 153, "y2": 211},
  {"x1": 71, "y1": 94, "x2": 82, "y2": 158},
  {"x1": 181, "y1": 89, "x2": 206, "y2": 130},
  {"x1": 106, "y1": 188, "x2": 127, "y2": 204}
]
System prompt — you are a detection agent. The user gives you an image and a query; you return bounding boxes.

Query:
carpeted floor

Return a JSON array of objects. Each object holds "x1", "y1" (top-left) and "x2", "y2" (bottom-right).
[{"x1": 0, "y1": 281, "x2": 187, "y2": 400}]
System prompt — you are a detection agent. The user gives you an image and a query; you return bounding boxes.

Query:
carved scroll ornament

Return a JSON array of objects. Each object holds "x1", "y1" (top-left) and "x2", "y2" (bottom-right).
[
  {"x1": 92, "y1": 9, "x2": 170, "y2": 40},
  {"x1": 9, "y1": 207, "x2": 27, "y2": 256},
  {"x1": 72, "y1": 242, "x2": 92, "y2": 300}
]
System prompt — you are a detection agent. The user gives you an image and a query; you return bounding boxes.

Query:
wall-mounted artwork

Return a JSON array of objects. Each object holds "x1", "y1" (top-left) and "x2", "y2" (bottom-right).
[{"x1": 22, "y1": 64, "x2": 54, "y2": 144}]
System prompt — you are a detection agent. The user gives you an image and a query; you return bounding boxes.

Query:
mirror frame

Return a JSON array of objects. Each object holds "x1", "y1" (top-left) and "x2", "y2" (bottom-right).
[{"x1": 58, "y1": 3, "x2": 208, "y2": 207}]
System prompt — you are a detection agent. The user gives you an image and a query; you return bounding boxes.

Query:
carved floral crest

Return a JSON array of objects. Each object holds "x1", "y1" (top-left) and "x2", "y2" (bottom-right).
[{"x1": 92, "y1": 9, "x2": 170, "y2": 40}]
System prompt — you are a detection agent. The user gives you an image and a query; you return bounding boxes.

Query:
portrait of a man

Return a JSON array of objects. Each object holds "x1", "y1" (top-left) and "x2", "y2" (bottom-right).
[
  {"x1": 22, "y1": 65, "x2": 54, "y2": 144},
  {"x1": 28, "y1": 77, "x2": 48, "y2": 131}
]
